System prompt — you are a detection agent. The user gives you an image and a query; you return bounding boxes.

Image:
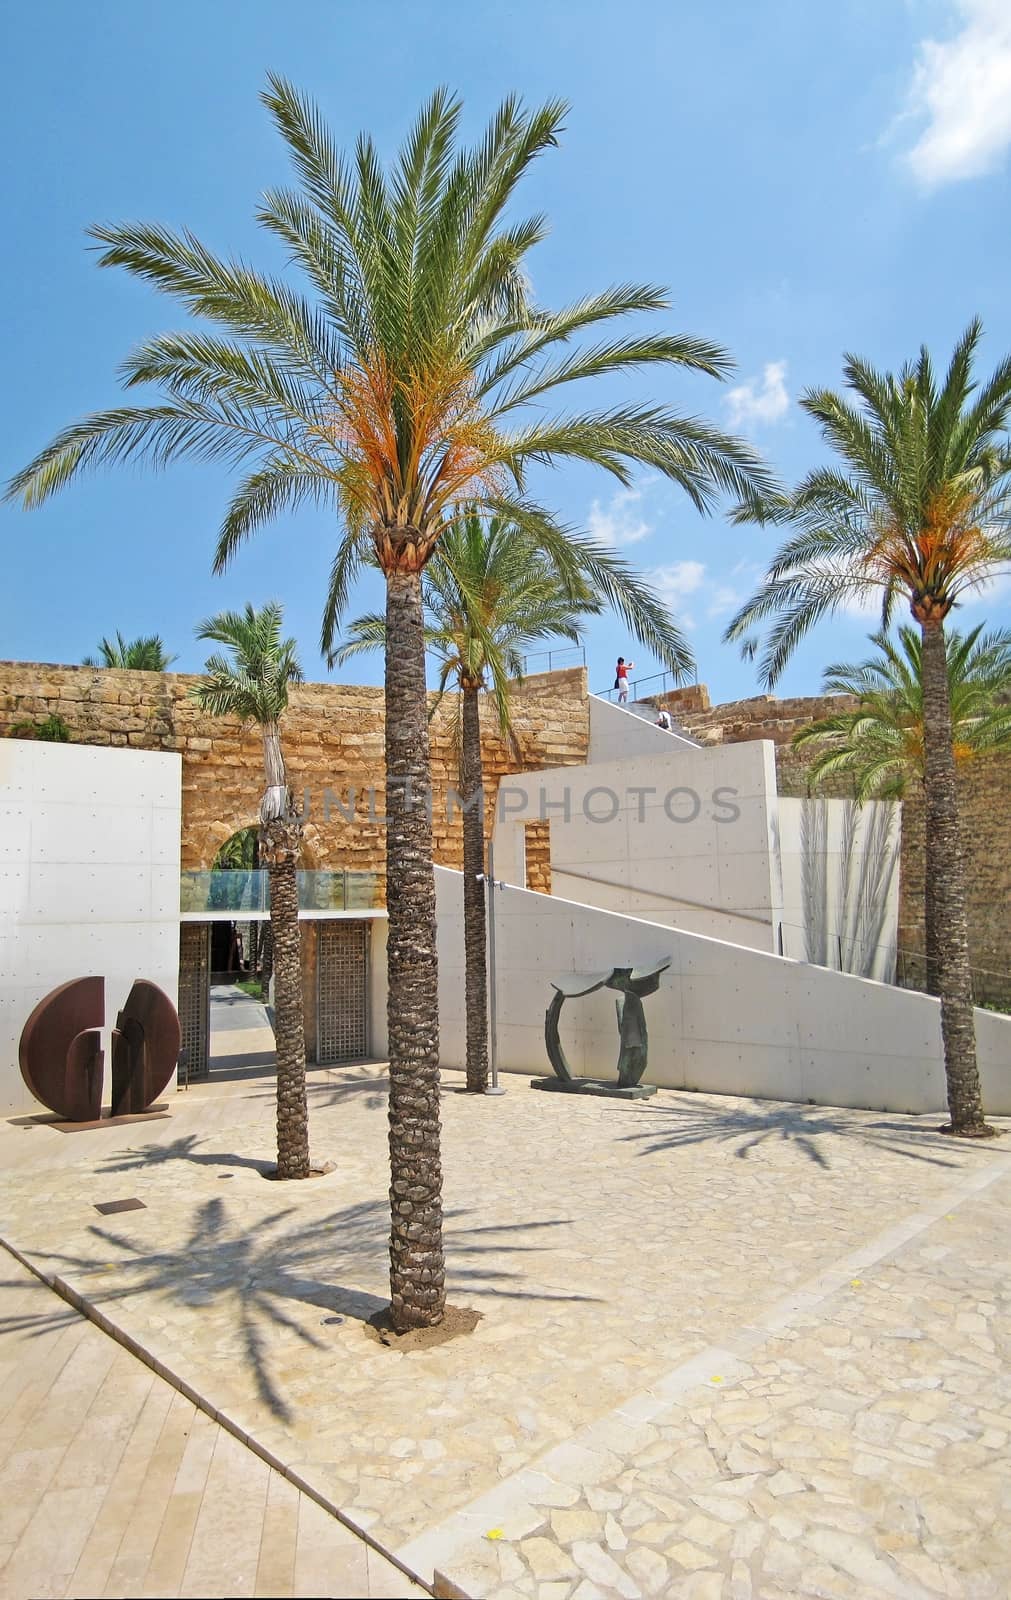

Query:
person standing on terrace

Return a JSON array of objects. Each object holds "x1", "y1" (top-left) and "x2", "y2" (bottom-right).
[{"x1": 615, "y1": 656, "x2": 634, "y2": 702}]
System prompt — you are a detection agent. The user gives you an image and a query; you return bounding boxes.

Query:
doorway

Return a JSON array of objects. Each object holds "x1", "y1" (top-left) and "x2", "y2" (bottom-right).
[{"x1": 316, "y1": 921, "x2": 369, "y2": 1063}]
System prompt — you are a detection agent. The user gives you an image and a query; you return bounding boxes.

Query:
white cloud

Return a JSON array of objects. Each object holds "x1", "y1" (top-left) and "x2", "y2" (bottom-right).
[
  {"x1": 587, "y1": 484, "x2": 654, "y2": 547},
  {"x1": 706, "y1": 585, "x2": 746, "y2": 620},
  {"x1": 905, "y1": 0, "x2": 1011, "y2": 185},
  {"x1": 704, "y1": 560, "x2": 764, "y2": 620},
  {"x1": 644, "y1": 559, "x2": 707, "y2": 629},
  {"x1": 724, "y1": 361, "x2": 789, "y2": 430}
]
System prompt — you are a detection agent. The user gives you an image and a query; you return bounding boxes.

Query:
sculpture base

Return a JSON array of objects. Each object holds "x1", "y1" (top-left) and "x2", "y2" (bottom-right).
[
  {"x1": 19, "y1": 1106, "x2": 171, "y2": 1134},
  {"x1": 530, "y1": 1077, "x2": 656, "y2": 1100}
]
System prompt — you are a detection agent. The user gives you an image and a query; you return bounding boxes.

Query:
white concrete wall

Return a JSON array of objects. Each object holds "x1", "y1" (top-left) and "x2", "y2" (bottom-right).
[
  {"x1": 369, "y1": 918, "x2": 389, "y2": 1060},
  {"x1": 434, "y1": 866, "x2": 1011, "y2": 1116},
  {"x1": 588, "y1": 694, "x2": 698, "y2": 764},
  {"x1": 0, "y1": 742, "x2": 182, "y2": 1116},
  {"x1": 779, "y1": 797, "x2": 901, "y2": 980},
  {"x1": 493, "y1": 740, "x2": 782, "y2": 953}
]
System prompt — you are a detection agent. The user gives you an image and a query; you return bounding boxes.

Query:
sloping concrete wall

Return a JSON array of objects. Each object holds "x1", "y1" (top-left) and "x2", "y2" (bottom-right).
[
  {"x1": 0, "y1": 742, "x2": 182, "y2": 1116},
  {"x1": 433, "y1": 866, "x2": 1011, "y2": 1116},
  {"x1": 588, "y1": 695, "x2": 697, "y2": 763}
]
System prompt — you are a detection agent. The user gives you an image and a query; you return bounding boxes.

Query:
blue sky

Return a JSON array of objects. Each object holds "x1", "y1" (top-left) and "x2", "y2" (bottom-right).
[{"x1": 3, "y1": 0, "x2": 1010, "y2": 702}]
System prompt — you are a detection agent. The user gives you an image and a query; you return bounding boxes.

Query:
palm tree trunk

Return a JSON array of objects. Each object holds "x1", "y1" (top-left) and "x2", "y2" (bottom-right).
[
  {"x1": 461, "y1": 683, "x2": 489, "y2": 1093},
  {"x1": 259, "y1": 813, "x2": 311, "y2": 1177},
  {"x1": 259, "y1": 923, "x2": 273, "y2": 991},
  {"x1": 919, "y1": 619, "x2": 993, "y2": 1136},
  {"x1": 258, "y1": 719, "x2": 311, "y2": 1179},
  {"x1": 923, "y1": 835, "x2": 940, "y2": 996},
  {"x1": 385, "y1": 567, "x2": 446, "y2": 1328}
]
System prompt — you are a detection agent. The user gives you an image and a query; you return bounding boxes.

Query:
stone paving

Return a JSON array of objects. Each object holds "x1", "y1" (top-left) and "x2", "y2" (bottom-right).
[{"x1": 1, "y1": 1064, "x2": 1009, "y2": 1598}]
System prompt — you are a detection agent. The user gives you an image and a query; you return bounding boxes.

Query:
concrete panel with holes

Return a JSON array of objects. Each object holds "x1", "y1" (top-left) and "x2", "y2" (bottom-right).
[{"x1": 0, "y1": 740, "x2": 182, "y2": 1115}]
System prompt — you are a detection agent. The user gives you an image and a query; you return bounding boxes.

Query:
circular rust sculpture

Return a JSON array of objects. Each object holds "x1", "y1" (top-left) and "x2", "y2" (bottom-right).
[
  {"x1": 111, "y1": 980, "x2": 181, "y2": 1115},
  {"x1": 18, "y1": 976, "x2": 105, "y2": 1121},
  {"x1": 19, "y1": 976, "x2": 181, "y2": 1120}
]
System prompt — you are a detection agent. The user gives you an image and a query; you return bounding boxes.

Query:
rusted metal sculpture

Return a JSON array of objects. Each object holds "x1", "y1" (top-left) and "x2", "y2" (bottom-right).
[
  {"x1": 18, "y1": 977, "x2": 105, "y2": 1121},
  {"x1": 19, "y1": 977, "x2": 180, "y2": 1120},
  {"x1": 534, "y1": 957, "x2": 672, "y2": 1100},
  {"x1": 111, "y1": 980, "x2": 181, "y2": 1115}
]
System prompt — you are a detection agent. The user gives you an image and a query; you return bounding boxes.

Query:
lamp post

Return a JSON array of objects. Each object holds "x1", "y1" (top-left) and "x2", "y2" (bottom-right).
[{"x1": 483, "y1": 841, "x2": 506, "y2": 1095}]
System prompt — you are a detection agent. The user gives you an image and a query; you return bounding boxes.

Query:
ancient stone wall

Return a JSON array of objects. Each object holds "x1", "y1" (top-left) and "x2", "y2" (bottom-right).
[
  {"x1": 0, "y1": 661, "x2": 590, "y2": 889},
  {"x1": 522, "y1": 821, "x2": 552, "y2": 895},
  {"x1": 896, "y1": 755, "x2": 1011, "y2": 1009},
  {"x1": 674, "y1": 691, "x2": 860, "y2": 754}
]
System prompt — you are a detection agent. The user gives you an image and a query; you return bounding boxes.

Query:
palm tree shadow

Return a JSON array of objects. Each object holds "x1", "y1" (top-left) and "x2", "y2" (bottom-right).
[
  {"x1": 623, "y1": 1099, "x2": 971, "y2": 1170},
  {"x1": 235, "y1": 1071, "x2": 390, "y2": 1114},
  {"x1": 0, "y1": 1275, "x2": 83, "y2": 1338},
  {"x1": 32, "y1": 1200, "x2": 592, "y2": 1424},
  {"x1": 100, "y1": 1134, "x2": 274, "y2": 1175}
]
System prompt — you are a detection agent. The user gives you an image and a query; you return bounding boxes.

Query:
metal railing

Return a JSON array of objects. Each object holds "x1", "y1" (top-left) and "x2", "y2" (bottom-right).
[
  {"x1": 517, "y1": 645, "x2": 586, "y2": 677},
  {"x1": 593, "y1": 667, "x2": 698, "y2": 702},
  {"x1": 180, "y1": 869, "x2": 383, "y2": 916}
]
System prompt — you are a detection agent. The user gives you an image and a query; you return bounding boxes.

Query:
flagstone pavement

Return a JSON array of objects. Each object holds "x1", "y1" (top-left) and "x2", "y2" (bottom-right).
[{"x1": 1, "y1": 1060, "x2": 1009, "y2": 1599}]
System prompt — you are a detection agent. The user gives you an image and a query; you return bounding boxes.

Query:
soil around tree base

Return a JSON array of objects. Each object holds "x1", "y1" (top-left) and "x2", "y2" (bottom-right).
[
  {"x1": 365, "y1": 1304, "x2": 482, "y2": 1350},
  {"x1": 261, "y1": 1161, "x2": 337, "y2": 1180},
  {"x1": 937, "y1": 1123, "x2": 1001, "y2": 1139}
]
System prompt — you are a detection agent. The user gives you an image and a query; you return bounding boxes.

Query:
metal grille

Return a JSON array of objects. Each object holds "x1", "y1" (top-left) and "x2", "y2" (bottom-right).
[
  {"x1": 317, "y1": 921, "x2": 368, "y2": 1063},
  {"x1": 178, "y1": 923, "x2": 211, "y2": 1079}
]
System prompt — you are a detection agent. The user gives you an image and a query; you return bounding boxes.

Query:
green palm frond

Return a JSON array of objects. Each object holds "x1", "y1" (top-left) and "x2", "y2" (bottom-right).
[
  {"x1": 191, "y1": 601, "x2": 303, "y2": 727},
  {"x1": 792, "y1": 622, "x2": 1011, "y2": 798},
  {"x1": 83, "y1": 631, "x2": 176, "y2": 671},
  {"x1": 727, "y1": 324, "x2": 1011, "y2": 685},
  {"x1": 9, "y1": 79, "x2": 775, "y2": 623},
  {"x1": 331, "y1": 511, "x2": 597, "y2": 734}
]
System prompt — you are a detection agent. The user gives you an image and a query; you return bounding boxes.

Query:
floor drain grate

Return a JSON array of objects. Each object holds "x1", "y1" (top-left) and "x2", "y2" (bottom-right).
[{"x1": 94, "y1": 1198, "x2": 147, "y2": 1215}]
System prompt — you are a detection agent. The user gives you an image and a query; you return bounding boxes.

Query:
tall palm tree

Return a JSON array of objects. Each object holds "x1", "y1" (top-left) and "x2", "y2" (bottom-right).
[
  {"x1": 335, "y1": 512, "x2": 689, "y2": 1093},
  {"x1": 191, "y1": 603, "x2": 311, "y2": 1179},
  {"x1": 794, "y1": 623, "x2": 1011, "y2": 800},
  {"x1": 726, "y1": 321, "x2": 1011, "y2": 1138},
  {"x1": 83, "y1": 632, "x2": 176, "y2": 670},
  {"x1": 7, "y1": 81, "x2": 772, "y2": 1325}
]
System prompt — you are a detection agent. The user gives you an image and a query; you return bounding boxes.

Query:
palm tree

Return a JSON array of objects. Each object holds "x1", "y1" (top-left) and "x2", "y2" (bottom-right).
[
  {"x1": 335, "y1": 512, "x2": 689, "y2": 1093},
  {"x1": 794, "y1": 623, "x2": 1011, "y2": 800},
  {"x1": 726, "y1": 321, "x2": 1011, "y2": 1138},
  {"x1": 795, "y1": 622, "x2": 1011, "y2": 1002},
  {"x1": 191, "y1": 603, "x2": 311, "y2": 1179},
  {"x1": 83, "y1": 632, "x2": 176, "y2": 669},
  {"x1": 7, "y1": 81, "x2": 772, "y2": 1325},
  {"x1": 213, "y1": 825, "x2": 259, "y2": 868}
]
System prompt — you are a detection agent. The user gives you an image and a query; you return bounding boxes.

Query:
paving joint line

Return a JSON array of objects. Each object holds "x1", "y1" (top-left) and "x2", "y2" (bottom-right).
[
  {"x1": 396, "y1": 1144, "x2": 1011, "y2": 1588},
  {"x1": 0, "y1": 1233, "x2": 434, "y2": 1599}
]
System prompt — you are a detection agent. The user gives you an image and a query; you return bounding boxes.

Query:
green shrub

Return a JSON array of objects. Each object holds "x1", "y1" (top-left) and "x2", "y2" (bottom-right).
[{"x1": 8, "y1": 713, "x2": 71, "y2": 742}]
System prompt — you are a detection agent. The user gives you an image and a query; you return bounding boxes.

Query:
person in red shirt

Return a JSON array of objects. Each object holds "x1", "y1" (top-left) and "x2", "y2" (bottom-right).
[{"x1": 614, "y1": 656, "x2": 634, "y2": 703}]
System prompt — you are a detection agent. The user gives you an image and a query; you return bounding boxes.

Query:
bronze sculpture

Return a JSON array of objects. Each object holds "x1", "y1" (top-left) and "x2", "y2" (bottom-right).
[{"x1": 535, "y1": 957, "x2": 671, "y2": 1099}]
